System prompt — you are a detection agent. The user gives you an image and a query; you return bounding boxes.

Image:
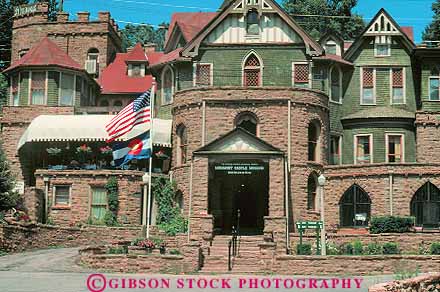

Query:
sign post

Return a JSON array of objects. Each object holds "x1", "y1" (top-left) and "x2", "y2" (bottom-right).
[{"x1": 296, "y1": 221, "x2": 323, "y2": 255}]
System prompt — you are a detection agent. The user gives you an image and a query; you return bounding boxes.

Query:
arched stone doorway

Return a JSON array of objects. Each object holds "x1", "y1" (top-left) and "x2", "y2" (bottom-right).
[
  {"x1": 339, "y1": 184, "x2": 371, "y2": 227},
  {"x1": 411, "y1": 182, "x2": 440, "y2": 228}
]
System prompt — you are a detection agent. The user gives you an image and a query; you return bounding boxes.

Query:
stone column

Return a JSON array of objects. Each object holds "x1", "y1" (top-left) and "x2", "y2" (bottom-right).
[
  {"x1": 264, "y1": 157, "x2": 287, "y2": 252},
  {"x1": 189, "y1": 157, "x2": 213, "y2": 243}
]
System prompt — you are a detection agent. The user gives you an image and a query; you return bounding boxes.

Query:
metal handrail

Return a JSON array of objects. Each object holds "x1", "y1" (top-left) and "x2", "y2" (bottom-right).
[{"x1": 228, "y1": 209, "x2": 241, "y2": 271}]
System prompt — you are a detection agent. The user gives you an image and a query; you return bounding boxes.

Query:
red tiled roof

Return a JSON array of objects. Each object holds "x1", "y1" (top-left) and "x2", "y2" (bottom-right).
[
  {"x1": 99, "y1": 52, "x2": 152, "y2": 94},
  {"x1": 167, "y1": 12, "x2": 217, "y2": 43},
  {"x1": 401, "y1": 26, "x2": 414, "y2": 42},
  {"x1": 314, "y1": 54, "x2": 353, "y2": 66},
  {"x1": 125, "y1": 43, "x2": 148, "y2": 62},
  {"x1": 5, "y1": 37, "x2": 82, "y2": 72},
  {"x1": 146, "y1": 51, "x2": 165, "y2": 65},
  {"x1": 149, "y1": 48, "x2": 183, "y2": 67}
]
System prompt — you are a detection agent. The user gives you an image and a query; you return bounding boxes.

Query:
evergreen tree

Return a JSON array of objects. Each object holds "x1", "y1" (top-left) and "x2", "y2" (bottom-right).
[
  {"x1": 423, "y1": 0, "x2": 440, "y2": 41},
  {"x1": 120, "y1": 23, "x2": 168, "y2": 52},
  {"x1": 0, "y1": 0, "x2": 29, "y2": 70},
  {"x1": 0, "y1": 143, "x2": 19, "y2": 212},
  {"x1": 282, "y1": 0, "x2": 365, "y2": 40}
]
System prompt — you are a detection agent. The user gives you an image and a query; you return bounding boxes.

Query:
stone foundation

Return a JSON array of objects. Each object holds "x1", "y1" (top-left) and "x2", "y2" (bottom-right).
[
  {"x1": 79, "y1": 242, "x2": 202, "y2": 274},
  {"x1": 0, "y1": 223, "x2": 142, "y2": 252}
]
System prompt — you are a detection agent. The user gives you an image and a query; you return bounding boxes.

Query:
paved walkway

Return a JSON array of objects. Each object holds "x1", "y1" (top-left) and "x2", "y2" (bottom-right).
[{"x1": 0, "y1": 248, "x2": 394, "y2": 292}]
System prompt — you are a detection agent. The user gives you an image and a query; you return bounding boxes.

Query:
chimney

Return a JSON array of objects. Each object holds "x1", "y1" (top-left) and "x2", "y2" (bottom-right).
[
  {"x1": 77, "y1": 12, "x2": 90, "y2": 22},
  {"x1": 144, "y1": 43, "x2": 157, "y2": 53},
  {"x1": 98, "y1": 12, "x2": 110, "y2": 22},
  {"x1": 57, "y1": 12, "x2": 69, "y2": 22}
]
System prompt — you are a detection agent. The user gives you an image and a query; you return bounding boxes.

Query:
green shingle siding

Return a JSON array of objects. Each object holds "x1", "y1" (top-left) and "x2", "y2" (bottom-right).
[
  {"x1": 19, "y1": 72, "x2": 29, "y2": 106},
  {"x1": 47, "y1": 71, "x2": 60, "y2": 106},
  {"x1": 198, "y1": 46, "x2": 308, "y2": 87},
  {"x1": 342, "y1": 127, "x2": 416, "y2": 164}
]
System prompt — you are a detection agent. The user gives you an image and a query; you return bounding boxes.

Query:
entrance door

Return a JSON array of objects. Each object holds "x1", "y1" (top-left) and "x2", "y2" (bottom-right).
[{"x1": 208, "y1": 159, "x2": 269, "y2": 235}]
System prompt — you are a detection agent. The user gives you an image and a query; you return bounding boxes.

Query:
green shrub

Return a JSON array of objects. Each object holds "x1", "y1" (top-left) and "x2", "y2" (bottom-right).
[
  {"x1": 107, "y1": 246, "x2": 127, "y2": 254},
  {"x1": 326, "y1": 242, "x2": 339, "y2": 255},
  {"x1": 103, "y1": 211, "x2": 118, "y2": 227},
  {"x1": 383, "y1": 242, "x2": 400, "y2": 254},
  {"x1": 105, "y1": 177, "x2": 119, "y2": 226},
  {"x1": 370, "y1": 216, "x2": 414, "y2": 234},
  {"x1": 153, "y1": 177, "x2": 188, "y2": 235},
  {"x1": 365, "y1": 242, "x2": 382, "y2": 255},
  {"x1": 169, "y1": 249, "x2": 181, "y2": 255},
  {"x1": 151, "y1": 237, "x2": 164, "y2": 247},
  {"x1": 131, "y1": 237, "x2": 144, "y2": 246},
  {"x1": 340, "y1": 243, "x2": 354, "y2": 255},
  {"x1": 296, "y1": 243, "x2": 312, "y2": 255},
  {"x1": 430, "y1": 242, "x2": 440, "y2": 255},
  {"x1": 353, "y1": 240, "x2": 364, "y2": 255}
]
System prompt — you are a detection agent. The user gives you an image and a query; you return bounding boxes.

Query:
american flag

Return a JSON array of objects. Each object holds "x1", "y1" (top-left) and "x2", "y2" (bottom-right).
[{"x1": 106, "y1": 90, "x2": 151, "y2": 143}]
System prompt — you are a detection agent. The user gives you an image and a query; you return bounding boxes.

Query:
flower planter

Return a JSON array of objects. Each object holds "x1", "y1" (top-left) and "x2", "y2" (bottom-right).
[{"x1": 128, "y1": 246, "x2": 150, "y2": 255}]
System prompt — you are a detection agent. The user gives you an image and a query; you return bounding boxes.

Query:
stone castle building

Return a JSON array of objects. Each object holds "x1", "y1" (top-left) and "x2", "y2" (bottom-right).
[{"x1": 1, "y1": 0, "x2": 440, "y2": 249}]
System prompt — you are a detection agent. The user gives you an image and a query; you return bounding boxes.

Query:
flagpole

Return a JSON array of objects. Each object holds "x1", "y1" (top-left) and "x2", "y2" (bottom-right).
[{"x1": 146, "y1": 78, "x2": 156, "y2": 239}]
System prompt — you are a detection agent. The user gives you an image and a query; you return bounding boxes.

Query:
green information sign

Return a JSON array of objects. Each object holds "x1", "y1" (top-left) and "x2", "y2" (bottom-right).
[
  {"x1": 295, "y1": 221, "x2": 323, "y2": 255},
  {"x1": 213, "y1": 162, "x2": 266, "y2": 175}
]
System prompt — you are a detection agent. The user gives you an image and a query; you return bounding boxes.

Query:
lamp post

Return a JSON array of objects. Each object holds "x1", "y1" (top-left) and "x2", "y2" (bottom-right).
[{"x1": 318, "y1": 174, "x2": 326, "y2": 256}]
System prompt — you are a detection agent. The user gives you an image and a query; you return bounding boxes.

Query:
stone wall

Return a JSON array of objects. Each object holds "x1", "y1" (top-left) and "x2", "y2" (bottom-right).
[
  {"x1": 79, "y1": 242, "x2": 202, "y2": 274},
  {"x1": 172, "y1": 87, "x2": 329, "y2": 242},
  {"x1": 269, "y1": 255, "x2": 440, "y2": 275},
  {"x1": 369, "y1": 273, "x2": 440, "y2": 292},
  {"x1": 0, "y1": 223, "x2": 142, "y2": 252},
  {"x1": 416, "y1": 112, "x2": 440, "y2": 163},
  {"x1": 34, "y1": 170, "x2": 144, "y2": 226},
  {"x1": 323, "y1": 163, "x2": 440, "y2": 230},
  {"x1": 289, "y1": 232, "x2": 440, "y2": 254}
]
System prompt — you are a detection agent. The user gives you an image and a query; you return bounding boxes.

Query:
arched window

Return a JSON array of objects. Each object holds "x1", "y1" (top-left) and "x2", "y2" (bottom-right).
[
  {"x1": 308, "y1": 121, "x2": 321, "y2": 162},
  {"x1": 176, "y1": 124, "x2": 188, "y2": 166},
  {"x1": 339, "y1": 185, "x2": 371, "y2": 227},
  {"x1": 330, "y1": 66, "x2": 342, "y2": 103},
  {"x1": 235, "y1": 112, "x2": 258, "y2": 136},
  {"x1": 246, "y1": 9, "x2": 259, "y2": 35},
  {"x1": 307, "y1": 173, "x2": 319, "y2": 210},
  {"x1": 86, "y1": 48, "x2": 99, "y2": 75},
  {"x1": 113, "y1": 100, "x2": 123, "y2": 107},
  {"x1": 161, "y1": 66, "x2": 174, "y2": 104},
  {"x1": 175, "y1": 191, "x2": 184, "y2": 211},
  {"x1": 99, "y1": 100, "x2": 109, "y2": 106},
  {"x1": 411, "y1": 182, "x2": 440, "y2": 228},
  {"x1": 243, "y1": 53, "x2": 262, "y2": 87}
]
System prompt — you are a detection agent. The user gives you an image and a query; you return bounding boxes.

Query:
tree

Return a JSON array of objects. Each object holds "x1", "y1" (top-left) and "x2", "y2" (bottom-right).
[
  {"x1": 120, "y1": 22, "x2": 168, "y2": 52},
  {"x1": 423, "y1": 0, "x2": 440, "y2": 41},
  {"x1": 282, "y1": 0, "x2": 365, "y2": 40},
  {"x1": 0, "y1": 143, "x2": 19, "y2": 212},
  {"x1": 0, "y1": 73, "x2": 8, "y2": 108},
  {"x1": 0, "y1": 1, "x2": 59, "y2": 70},
  {"x1": 0, "y1": 0, "x2": 29, "y2": 70},
  {"x1": 34, "y1": 0, "x2": 59, "y2": 21}
]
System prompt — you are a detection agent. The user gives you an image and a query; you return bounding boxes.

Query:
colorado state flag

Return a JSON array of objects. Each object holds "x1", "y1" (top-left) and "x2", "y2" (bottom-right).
[{"x1": 111, "y1": 131, "x2": 151, "y2": 167}]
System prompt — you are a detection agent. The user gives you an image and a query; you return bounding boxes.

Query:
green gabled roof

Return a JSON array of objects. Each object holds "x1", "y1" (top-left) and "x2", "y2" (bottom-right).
[{"x1": 341, "y1": 107, "x2": 415, "y2": 120}]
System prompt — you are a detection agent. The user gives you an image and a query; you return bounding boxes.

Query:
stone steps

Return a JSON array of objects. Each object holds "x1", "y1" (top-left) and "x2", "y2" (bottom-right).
[{"x1": 201, "y1": 235, "x2": 264, "y2": 274}]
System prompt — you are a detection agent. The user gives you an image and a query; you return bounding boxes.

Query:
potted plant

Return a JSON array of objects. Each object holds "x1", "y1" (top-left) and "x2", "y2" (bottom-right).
[
  {"x1": 99, "y1": 146, "x2": 113, "y2": 168},
  {"x1": 159, "y1": 242, "x2": 166, "y2": 255},
  {"x1": 46, "y1": 147, "x2": 62, "y2": 168},
  {"x1": 76, "y1": 144, "x2": 92, "y2": 165},
  {"x1": 138, "y1": 239, "x2": 155, "y2": 254}
]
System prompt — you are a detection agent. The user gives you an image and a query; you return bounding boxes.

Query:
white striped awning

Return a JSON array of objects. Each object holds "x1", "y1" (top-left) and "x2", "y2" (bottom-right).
[{"x1": 17, "y1": 115, "x2": 172, "y2": 150}]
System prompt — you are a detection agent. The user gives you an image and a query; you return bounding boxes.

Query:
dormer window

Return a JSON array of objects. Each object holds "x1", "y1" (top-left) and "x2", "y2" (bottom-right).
[
  {"x1": 128, "y1": 63, "x2": 145, "y2": 77},
  {"x1": 246, "y1": 10, "x2": 259, "y2": 35},
  {"x1": 374, "y1": 36, "x2": 391, "y2": 57},
  {"x1": 86, "y1": 48, "x2": 99, "y2": 76}
]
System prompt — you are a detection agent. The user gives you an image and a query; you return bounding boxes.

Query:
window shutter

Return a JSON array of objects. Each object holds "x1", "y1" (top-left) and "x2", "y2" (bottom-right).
[
  {"x1": 363, "y1": 68, "x2": 374, "y2": 88},
  {"x1": 392, "y1": 69, "x2": 403, "y2": 88},
  {"x1": 195, "y1": 64, "x2": 211, "y2": 86},
  {"x1": 294, "y1": 64, "x2": 309, "y2": 83}
]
